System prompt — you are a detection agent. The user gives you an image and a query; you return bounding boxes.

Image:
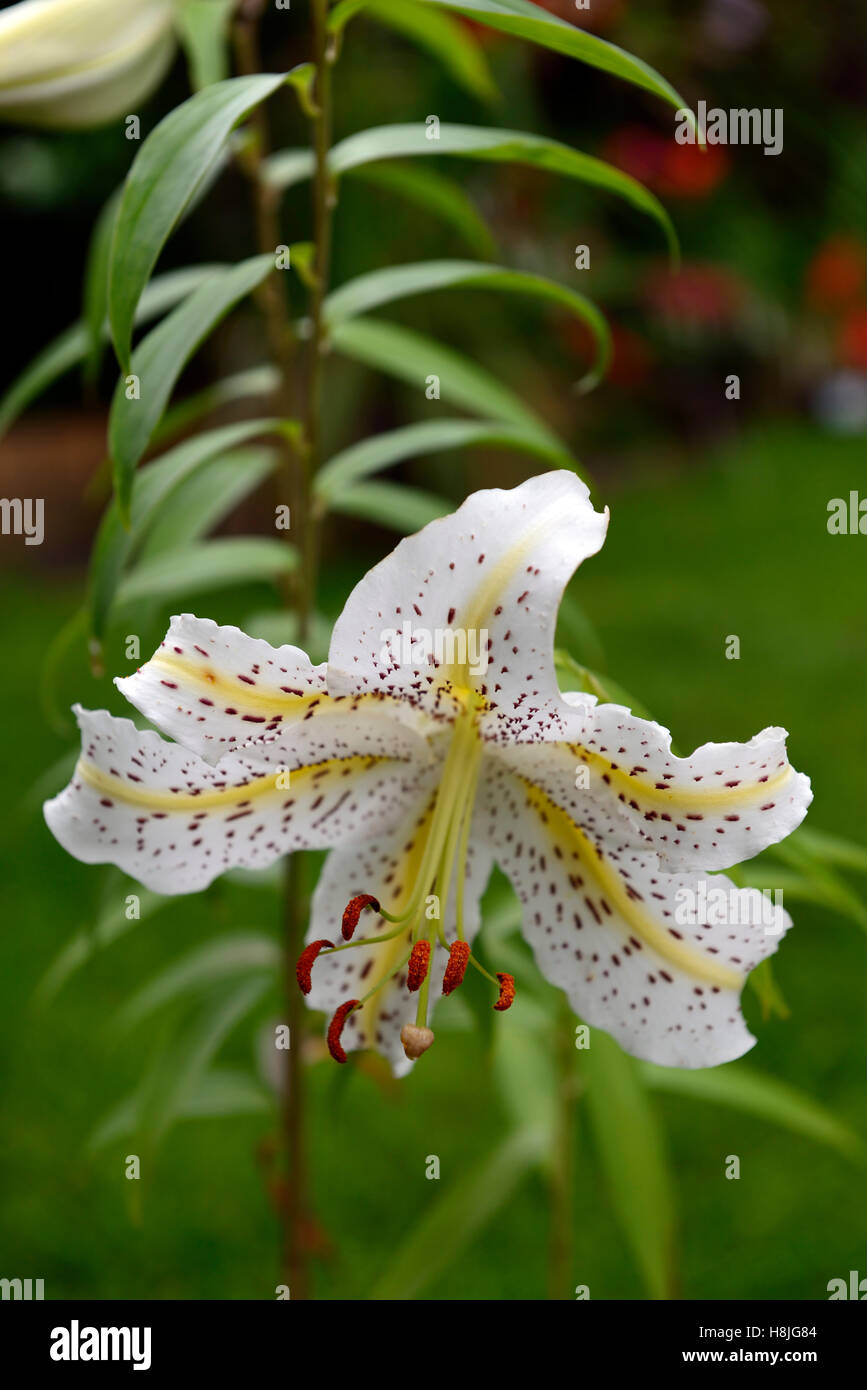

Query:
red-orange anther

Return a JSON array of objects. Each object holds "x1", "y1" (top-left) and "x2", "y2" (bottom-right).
[
  {"x1": 407, "y1": 940, "x2": 431, "y2": 992},
  {"x1": 493, "y1": 972, "x2": 516, "y2": 1012},
  {"x1": 295, "y1": 939, "x2": 333, "y2": 995},
  {"x1": 442, "y1": 940, "x2": 470, "y2": 995},
  {"x1": 327, "y1": 999, "x2": 359, "y2": 1063},
  {"x1": 341, "y1": 894, "x2": 380, "y2": 941}
]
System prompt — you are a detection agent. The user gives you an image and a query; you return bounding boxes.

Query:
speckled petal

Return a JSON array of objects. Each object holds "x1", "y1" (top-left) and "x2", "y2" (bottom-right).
[
  {"x1": 477, "y1": 751, "x2": 790, "y2": 1068},
  {"x1": 326, "y1": 471, "x2": 608, "y2": 738},
  {"x1": 304, "y1": 794, "x2": 493, "y2": 1074},
  {"x1": 550, "y1": 696, "x2": 813, "y2": 872},
  {"x1": 44, "y1": 705, "x2": 432, "y2": 895},
  {"x1": 117, "y1": 614, "x2": 433, "y2": 765}
]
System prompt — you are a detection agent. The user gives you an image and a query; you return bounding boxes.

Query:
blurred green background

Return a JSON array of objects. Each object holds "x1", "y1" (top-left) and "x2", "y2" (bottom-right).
[{"x1": 1, "y1": 0, "x2": 865, "y2": 1299}]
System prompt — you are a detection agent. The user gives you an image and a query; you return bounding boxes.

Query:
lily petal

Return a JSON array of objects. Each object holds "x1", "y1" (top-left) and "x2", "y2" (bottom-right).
[
  {"x1": 555, "y1": 697, "x2": 812, "y2": 871},
  {"x1": 117, "y1": 614, "x2": 433, "y2": 766},
  {"x1": 327, "y1": 471, "x2": 608, "y2": 738},
  {"x1": 305, "y1": 793, "x2": 493, "y2": 1074},
  {"x1": 44, "y1": 705, "x2": 432, "y2": 895},
  {"x1": 478, "y1": 751, "x2": 789, "y2": 1067},
  {"x1": 0, "y1": 0, "x2": 175, "y2": 130}
]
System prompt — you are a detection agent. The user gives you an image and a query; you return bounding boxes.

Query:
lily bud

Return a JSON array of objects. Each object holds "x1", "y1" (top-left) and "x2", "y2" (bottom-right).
[{"x1": 0, "y1": 0, "x2": 177, "y2": 130}]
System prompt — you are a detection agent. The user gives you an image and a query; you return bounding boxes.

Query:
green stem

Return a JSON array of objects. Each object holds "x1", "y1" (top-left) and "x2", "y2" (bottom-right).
[{"x1": 231, "y1": 0, "x2": 336, "y2": 1301}]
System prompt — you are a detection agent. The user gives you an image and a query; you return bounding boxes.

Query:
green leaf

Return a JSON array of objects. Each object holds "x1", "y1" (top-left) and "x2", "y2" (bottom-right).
[
  {"x1": 265, "y1": 121, "x2": 676, "y2": 258},
  {"x1": 414, "y1": 0, "x2": 692, "y2": 115},
  {"x1": 138, "y1": 446, "x2": 278, "y2": 559},
  {"x1": 369, "y1": 1127, "x2": 544, "y2": 1299},
  {"x1": 493, "y1": 1023, "x2": 558, "y2": 1149},
  {"x1": 114, "y1": 933, "x2": 279, "y2": 1032},
  {"x1": 82, "y1": 188, "x2": 121, "y2": 387},
  {"x1": 176, "y1": 0, "x2": 235, "y2": 90},
  {"x1": 335, "y1": 0, "x2": 498, "y2": 103},
  {"x1": 352, "y1": 160, "x2": 495, "y2": 258},
  {"x1": 581, "y1": 1031, "x2": 676, "y2": 1299},
  {"x1": 331, "y1": 316, "x2": 564, "y2": 449},
  {"x1": 152, "y1": 363, "x2": 281, "y2": 443},
  {"x1": 317, "y1": 418, "x2": 575, "y2": 501},
  {"x1": 324, "y1": 258, "x2": 611, "y2": 390},
  {"x1": 109, "y1": 72, "x2": 288, "y2": 369},
  {"x1": 639, "y1": 1062, "x2": 865, "y2": 1162},
  {"x1": 790, "y1": 827, "x2": 867, "y2": 877},
  {"x1": 114, "y1": 536, "x2": 297, "y2": 608},
  {"x1": 329, "y1": 480, "x2": 450, "y2": 531},
  {"x1": 88, "y1": 1067, "x2": 271, "y2": 1151},
  {"x1": 135, "y1": 977, "x2": 270, "y2": 1153},
  {"x1": 109, "y1": 254, "x2": 273, "y2": 517},
  {"x1": 35, "y1": 885, "x2": 168, "y2": 1007},
  {"x1": 0, "y1": 264, "x2": 224, "y2": 442},
  {"x1": 553, "y1": 650, "x2": 657, "y2": 721},
  {"x1": 89, "y1": 418, "x2": 283, "y2": 639}
]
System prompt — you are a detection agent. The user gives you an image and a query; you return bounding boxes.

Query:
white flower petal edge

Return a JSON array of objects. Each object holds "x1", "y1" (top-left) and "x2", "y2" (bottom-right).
[
  {"x1": 44, "y1": 704, "x2": 433, "y2": 895},
  {"x1": 117, "y1": 613, "x2": 432, "y2": 767},
  {"x1": 327, "y1": 470, "x2": 609, "y2": 741},
  {"x1": 0, "y1": 0, "x2": 176, "y2": 129}
]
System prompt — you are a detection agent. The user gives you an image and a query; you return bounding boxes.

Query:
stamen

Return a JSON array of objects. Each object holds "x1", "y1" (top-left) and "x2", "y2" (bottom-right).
[
  {"x1": 342, "y1": 894, "x2": 380, "y2": 941},
  {"x1": 400, "y1": 1024, "x2": 435, "y2": 1060},
  {"x1": 442, "y1": 940, "x2": 470, "y2": 995},
  {"x1": 407, "y1": 940, "x2": 431, "y2": 992},
  {"x1": 296, "y1": 939, "x2": 333, "y2": 995},
  {"x1": 494, "y1": 973, "x2": 516, "y2": 1011},
  {"x1": 327, "y1": 999, "x2": 359, "y2": 1063}
]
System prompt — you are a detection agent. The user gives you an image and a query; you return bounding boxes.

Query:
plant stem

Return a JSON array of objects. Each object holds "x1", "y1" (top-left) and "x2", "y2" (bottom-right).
[{"x1": 231, "y1": 0, "x2": 336, "y2": 1300}]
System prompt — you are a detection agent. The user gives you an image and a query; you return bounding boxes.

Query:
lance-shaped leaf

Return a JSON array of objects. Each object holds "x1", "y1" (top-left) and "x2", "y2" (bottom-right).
[
  {"x1": 324, "y1": 259, "x2": 612, "y2": 390},
  {"x1": 329, "y1": 480, "x2": 451, "y2": 532},
  {"x1": 82, "y1": 187, "x2": 121, "y2": 386},
  {"x1": 334, "y1": 0, "x2": 498, "y2": 102},
  {"x1": 152, "y1": 363, "x2": 281, "y2": 443},
  {"x1": 114, "y1": 536, "x2": 297, "y2": 609},
  {"x1": 138, "y1": 445, "x2": 278, "y2": 558},
  {"x1": 399, "y1": 0, "x2": 691, "y2": 115},
  {"x1": 0, "y1": 264, "x2": 224, "y2": 441},
  {"x1": 581, "y1": 1031, "x2": 676, "y2": 1300},
  {"x1": 316, "y1": 418, "x2": 576, "y2": 501},
  {"x1": 331, "y1": 316, "x2": 563, "y2": 448},
  {"x1": 109, "y1": 254, "x2": 273, "y2": 517},
  {"x1": 176, "y1": 0, "x2": 235, "y2": 89},
  {"x1": 114, "y1": 932, "x2": 279, "y2": 1032},
  {"x1": 352, "y1": 162, "x2": 496, "y2": 258},
  {"x1": 639, "y1": 1062, "x2": 864, "y2": 1162},
  {"x1": 108, "y1": 72, "x2": 288, "y2": 368},
  {"x1": 369, "y1": 1127, "x2": 544, "y2": 1300},
  {"x1": 88, "y1": 1066, "x2": 271, "y2": 1151},
  {"x1": 135, "y1": 976, "x2": 270, "y2": 1153},
  {"x1": 265, "y1": 121, "x2": 676, "y2": 257},
  {"x1": 89, "y1": 418, "x2": 283, "y2": 639}
]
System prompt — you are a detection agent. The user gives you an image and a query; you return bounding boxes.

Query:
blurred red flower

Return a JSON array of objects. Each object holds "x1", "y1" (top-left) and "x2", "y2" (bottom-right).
[
  {"x1": 644, "y1": 263, "x2": 744, "y2": 328},
  {"x1": 806, "y1": 236, "x2": 867, "y2": 314},
  {"x1": 838, "y1": 306, "x2": 867, "y2": 369},
  {"x1": 602, "y1": 124, "x2": 729, "y2": 199}
]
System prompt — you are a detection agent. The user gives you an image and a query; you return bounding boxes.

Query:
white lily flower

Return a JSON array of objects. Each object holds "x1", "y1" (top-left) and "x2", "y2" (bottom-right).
[
  {"x1": 45, "y1": 473, "x2": 812, "y2": 1072},
  {"x1": 0, "y1": 0, "x2": 177, "y2": 129}
]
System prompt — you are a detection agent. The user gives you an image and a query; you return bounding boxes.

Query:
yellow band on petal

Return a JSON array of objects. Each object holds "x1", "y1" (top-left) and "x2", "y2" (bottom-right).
[{"x1": 520, "y1": 780, "x2": 745, "y2": 991}]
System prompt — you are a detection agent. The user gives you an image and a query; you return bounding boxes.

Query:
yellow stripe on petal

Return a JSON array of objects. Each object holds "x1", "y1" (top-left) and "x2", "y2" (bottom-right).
[
  {"x1": 76, "y1": 753, "x2": 395, "y2": 814},
  {"x1": 568, "y1": 743, "x2": 795, "y2": 812},
  {"x1": 520, "y1": 779, "x2": 744, "y2": 991}
]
